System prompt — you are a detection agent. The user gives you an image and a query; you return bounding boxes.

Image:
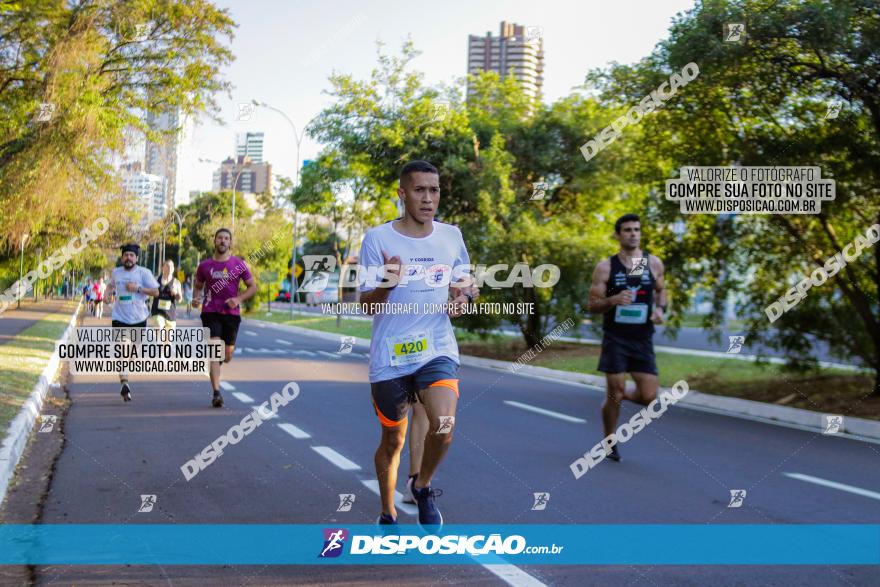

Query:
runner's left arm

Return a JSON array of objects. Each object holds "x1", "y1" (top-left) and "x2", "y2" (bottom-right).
[
  {"x1": 650, "y1": 256, "x2": 667, "y2": 324},
  {"x1": 137, "y1": 271, "x2": 160, "y2": 298},
  {"x1": 226, "y1": 263, "x2": 258, "y2": 309},
  {"x1": 238, "y1": 275, "x2": 258, "y2": 302},
  {"x1": 448, "y1": 229, "x2": 477, "y2": 318}
]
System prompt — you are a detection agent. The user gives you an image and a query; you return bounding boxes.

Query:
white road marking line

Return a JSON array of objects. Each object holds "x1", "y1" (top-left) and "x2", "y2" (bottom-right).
[
  {"x1": 231, "y1": 392, "x2": 254, "y2": 403},
  {"x1": 219, "y1": 381, "x2": 235, "y2": 391},
  {"x1": 299, "y1": 350, "x2": 317, "y2": 357},
  {"x1": 504, "y1": 400, "x2": 586, "y2": 424},
  {"x1": 276, "y1": 338, "x2": 292, "y2": 345},
  {"x1": 317, "y1": 350, "x2": 340, "y2": 359},
  {"x1": 311, "y1": 446, "x2": 361, "y2": 471},
  {"x1": 361, "y1": 479, "x2": 543, "y2": 586},
  {"x1": 360, "y1": 479, "x2": 417, "y2": 516},
  {"x1": 245, "y1": 331, "x2": 257, "y2": 336},
  {"x1": 234, "y1": 348, "x2": 242, "y2": 355},
  {"x1": 362, "y1": 483, "x2": 544, "y2": 586},
  {"x1": 277, "y1": 422, "x2": 311, "y2": 439},
  {"x1": 482, "y1": 560, "x2": 548, "y2": 587},
  {"x1": 784, "y1": 472, "x2": 880, "y2": 501}
]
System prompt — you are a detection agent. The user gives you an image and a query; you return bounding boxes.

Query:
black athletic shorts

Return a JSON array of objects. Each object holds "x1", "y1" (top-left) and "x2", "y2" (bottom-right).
[
  {"x1": 201, "y1": 312, "x2": 242, "y2": 346},
  {"x1": 597, "y1": 330, "x2": 658, "y2": 375},
  {"x1": 370, "y1": 356, "x2": 460, "y2": 427},
  {"x1": 111, "y1": 319, "x2": 147, "y2": 328}
]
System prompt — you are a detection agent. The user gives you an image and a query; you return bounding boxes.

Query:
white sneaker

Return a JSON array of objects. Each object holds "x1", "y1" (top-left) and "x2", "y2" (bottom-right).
[{"x1": 403, "y1": 475, "x2": 416, "y2": 504}]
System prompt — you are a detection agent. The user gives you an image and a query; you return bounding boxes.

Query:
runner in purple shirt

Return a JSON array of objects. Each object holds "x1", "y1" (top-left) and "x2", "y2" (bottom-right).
[{"x1": 192, "y1": 228, "x2": 258, "y2": 407}]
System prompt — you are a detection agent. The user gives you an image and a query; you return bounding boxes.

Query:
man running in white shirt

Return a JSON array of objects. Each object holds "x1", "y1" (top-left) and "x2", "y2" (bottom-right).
[
  {"x1": 107, "y1": 244, "x2": 160, "y2": 402},
  {"x1": 360, "y1": 160, "x2": 478, "y2": 528}
]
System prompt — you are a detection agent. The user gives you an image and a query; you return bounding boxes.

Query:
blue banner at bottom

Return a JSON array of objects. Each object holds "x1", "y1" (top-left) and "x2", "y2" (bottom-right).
[{"x1": 0, "y1": 525, "x2": 877, "y2": 565}]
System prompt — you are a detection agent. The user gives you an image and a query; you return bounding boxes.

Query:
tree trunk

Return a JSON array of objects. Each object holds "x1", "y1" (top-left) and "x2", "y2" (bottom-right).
[
  {"x1": 520, "y1": 286, "x2": 541, "y2": 349},
  {"x1": 874, "y1": 212, "x2": 880, "y2": 396}
]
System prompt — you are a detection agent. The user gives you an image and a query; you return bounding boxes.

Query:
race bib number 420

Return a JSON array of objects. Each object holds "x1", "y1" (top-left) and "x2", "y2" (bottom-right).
[{"x1": 386, "y1": 331, "x2": 433, "y2": 367}]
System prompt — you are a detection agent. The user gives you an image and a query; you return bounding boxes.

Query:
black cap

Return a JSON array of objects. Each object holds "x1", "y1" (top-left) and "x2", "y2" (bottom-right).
[{"x1": 120, "y1": 243, "x2": 140, "y2": 256}]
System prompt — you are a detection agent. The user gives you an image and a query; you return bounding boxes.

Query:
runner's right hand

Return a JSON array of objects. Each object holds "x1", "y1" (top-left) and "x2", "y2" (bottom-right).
[
  {"x1": 191, "y1": 297, "x2": 201, "y2": 309},
  {"x1": 614, "y1": 290, "x2": 634, "y2": 305},
  {"x1": 381, "y1": 251, "x2": 401, "y2": 287}
]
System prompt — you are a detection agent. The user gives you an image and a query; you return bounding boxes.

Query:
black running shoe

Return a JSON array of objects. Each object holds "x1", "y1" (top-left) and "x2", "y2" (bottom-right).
[
  {"x1": 376, "y1": 512, "x2": 398, "y2": 525},
  {"x1": 607, "y1": 445, "x2": 621, "y2": 462},
  {"x1": 120, "y1": 383, "x2": 132, "y2": 402},
  {"x1": 212, "y1": 390, "x2": 224, "y2": 408}
]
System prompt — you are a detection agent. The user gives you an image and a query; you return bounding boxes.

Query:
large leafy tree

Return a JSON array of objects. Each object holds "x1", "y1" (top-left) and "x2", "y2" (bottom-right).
[
  {"x1": 0, "y1": 0, "x2": 235, "y2": 277},
  {"x1": 306, "y1": 42, "x2": 624, "y2": 345},
  {"x1": 591, "y1": 0, "x2": 880, "y2": 393}
]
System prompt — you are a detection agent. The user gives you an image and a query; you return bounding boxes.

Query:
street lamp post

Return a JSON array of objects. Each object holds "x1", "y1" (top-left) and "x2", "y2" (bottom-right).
[
  {"x1": 34, "y1": 247, "x2": 42, "y2": 301},
  {"x1": 251, "y1": 100, "x2": 312, "y2": 316},
  {"x1": 169, "y1": 210, "x2": 192, "y2": 272},
  {"x1": 18, "y1": 233, "x2": 28, "y2": 309},
  {"x1": 199, "y1": 157, "x2": 246, "y2": 234}
]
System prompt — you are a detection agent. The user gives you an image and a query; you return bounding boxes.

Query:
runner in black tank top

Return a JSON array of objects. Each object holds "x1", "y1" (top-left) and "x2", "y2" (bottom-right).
[
  {"x1": 602, "y1": 253, "x2": 656, "y2": 339},
  {"x1": 151, "y1": 260, "x2": 182, "y2": 329},
  {"x1": 588, "y1": 214, "x2": 668, "y2": 462}
]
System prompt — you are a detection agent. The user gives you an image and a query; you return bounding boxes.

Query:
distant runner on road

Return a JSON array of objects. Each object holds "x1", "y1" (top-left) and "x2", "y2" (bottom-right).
[
  {"x1": 151, "y1": 260, "x2": 183, "y2": 329},
  {"x1": 192, "y1": 228, "x2": 257, "y2": 408},
  {"x1": 92, "y1": 276, "x2": 106, "y2": 319},
  {"x1": 588, "y1": 213, "x2": 668, "y2": 462},
  {"x1": 107, "y1": 244, "x2": 160, "y2": 402}
]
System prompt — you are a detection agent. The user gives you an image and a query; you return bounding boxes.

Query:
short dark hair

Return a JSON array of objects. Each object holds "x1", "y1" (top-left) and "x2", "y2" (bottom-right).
[
  {"x1": 399, "y1": 160, "x2": 439, "y2": 185},
  {"x1": 614, "y1": 213, "x2": 641, "y2": 233},
  {"x1": 214, "y1": 228, "x2": 232, "y2": 239}
]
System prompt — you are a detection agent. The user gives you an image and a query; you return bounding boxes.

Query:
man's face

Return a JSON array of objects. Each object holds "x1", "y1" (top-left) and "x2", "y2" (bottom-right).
[
  {"x1": 616, "y1": 221, "x2": 641, "y2": 250},
  {"x1": 398, "y1": 171, "x2": 440, "y2": 224},
  {"x1": 214, "y1": 231, "x2": 231, "y2": 254},
  {"x1": 121, "y1": 252, "x2": 137, "y2": 268}
]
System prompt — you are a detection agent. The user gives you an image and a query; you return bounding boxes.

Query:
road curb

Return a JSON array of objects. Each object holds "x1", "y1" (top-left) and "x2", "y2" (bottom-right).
[
  {"x1": 253, "y1": 319, "x2": 880, "y2": 442},
  {"x1": 0, "y1": 301, "x2": 80, "y2": 508}
]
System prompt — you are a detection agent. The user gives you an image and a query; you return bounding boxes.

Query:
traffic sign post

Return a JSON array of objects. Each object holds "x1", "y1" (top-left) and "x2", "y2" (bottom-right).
[{"x1": 260, "y1": 270, "x2": 278, "y2": 315}]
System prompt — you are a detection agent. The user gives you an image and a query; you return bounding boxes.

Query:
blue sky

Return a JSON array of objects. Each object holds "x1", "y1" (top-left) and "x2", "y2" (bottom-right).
[{"x1": 180, "y1": 0, "x2": 697, "y2": 197}]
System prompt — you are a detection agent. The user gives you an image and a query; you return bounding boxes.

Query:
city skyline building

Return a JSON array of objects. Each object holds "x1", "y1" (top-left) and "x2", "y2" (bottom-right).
[{"x1": 467, "y1": 20, "x2": 545, "y2": 104}]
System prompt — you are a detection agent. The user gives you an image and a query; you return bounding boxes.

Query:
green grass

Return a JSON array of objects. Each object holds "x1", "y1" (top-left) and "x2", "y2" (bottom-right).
[
  {"x1": 0, "y1": 302, "x2": 77, "y2": 431},
  {"x1": 677, "y1": 312, "x2": 746, "y2": 331},
  {"x1": 457, "y1": 338, "x2": 877, "y2": 419}
]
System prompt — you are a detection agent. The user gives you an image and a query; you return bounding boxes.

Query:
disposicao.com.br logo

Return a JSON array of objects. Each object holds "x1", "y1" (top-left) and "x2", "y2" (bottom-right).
[{"x1": 318, "y1": 528, "x2": 563, "y2": 557}]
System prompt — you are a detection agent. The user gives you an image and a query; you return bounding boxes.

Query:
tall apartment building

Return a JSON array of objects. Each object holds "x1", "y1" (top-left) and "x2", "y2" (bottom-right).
[
  {"x1": 120, "y1": 162, "x2": 167, "y2": 228},
  {"x1": 235, "y1": 132, "x2": 265, "y2": 163},
  {"x1": 212, "y1": 155, "x2": 272, "y2": 195},
  {"x1": 467, "y1": 21, "x2": 545, "y2": 103},
  {"x1": 145, "y1": 109, "x2": 193, "y2": 209}
]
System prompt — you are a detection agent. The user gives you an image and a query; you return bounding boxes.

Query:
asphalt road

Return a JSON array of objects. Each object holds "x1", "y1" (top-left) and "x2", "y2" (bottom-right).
[
  {"x1": 33, "y1": 312, "x2": 880, "y2": 586},
  {"x1": 0, "y1": 299, "x2": 71, "y2": 346}
]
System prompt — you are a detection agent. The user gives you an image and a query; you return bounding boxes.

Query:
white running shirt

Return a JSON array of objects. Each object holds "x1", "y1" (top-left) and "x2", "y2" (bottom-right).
[
  {"x1": 110, "y1": 266, "x2": 159, "y2": 324},
  {"x1": 359, "y1": 220, "x2": 470, "y2": 383}
]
